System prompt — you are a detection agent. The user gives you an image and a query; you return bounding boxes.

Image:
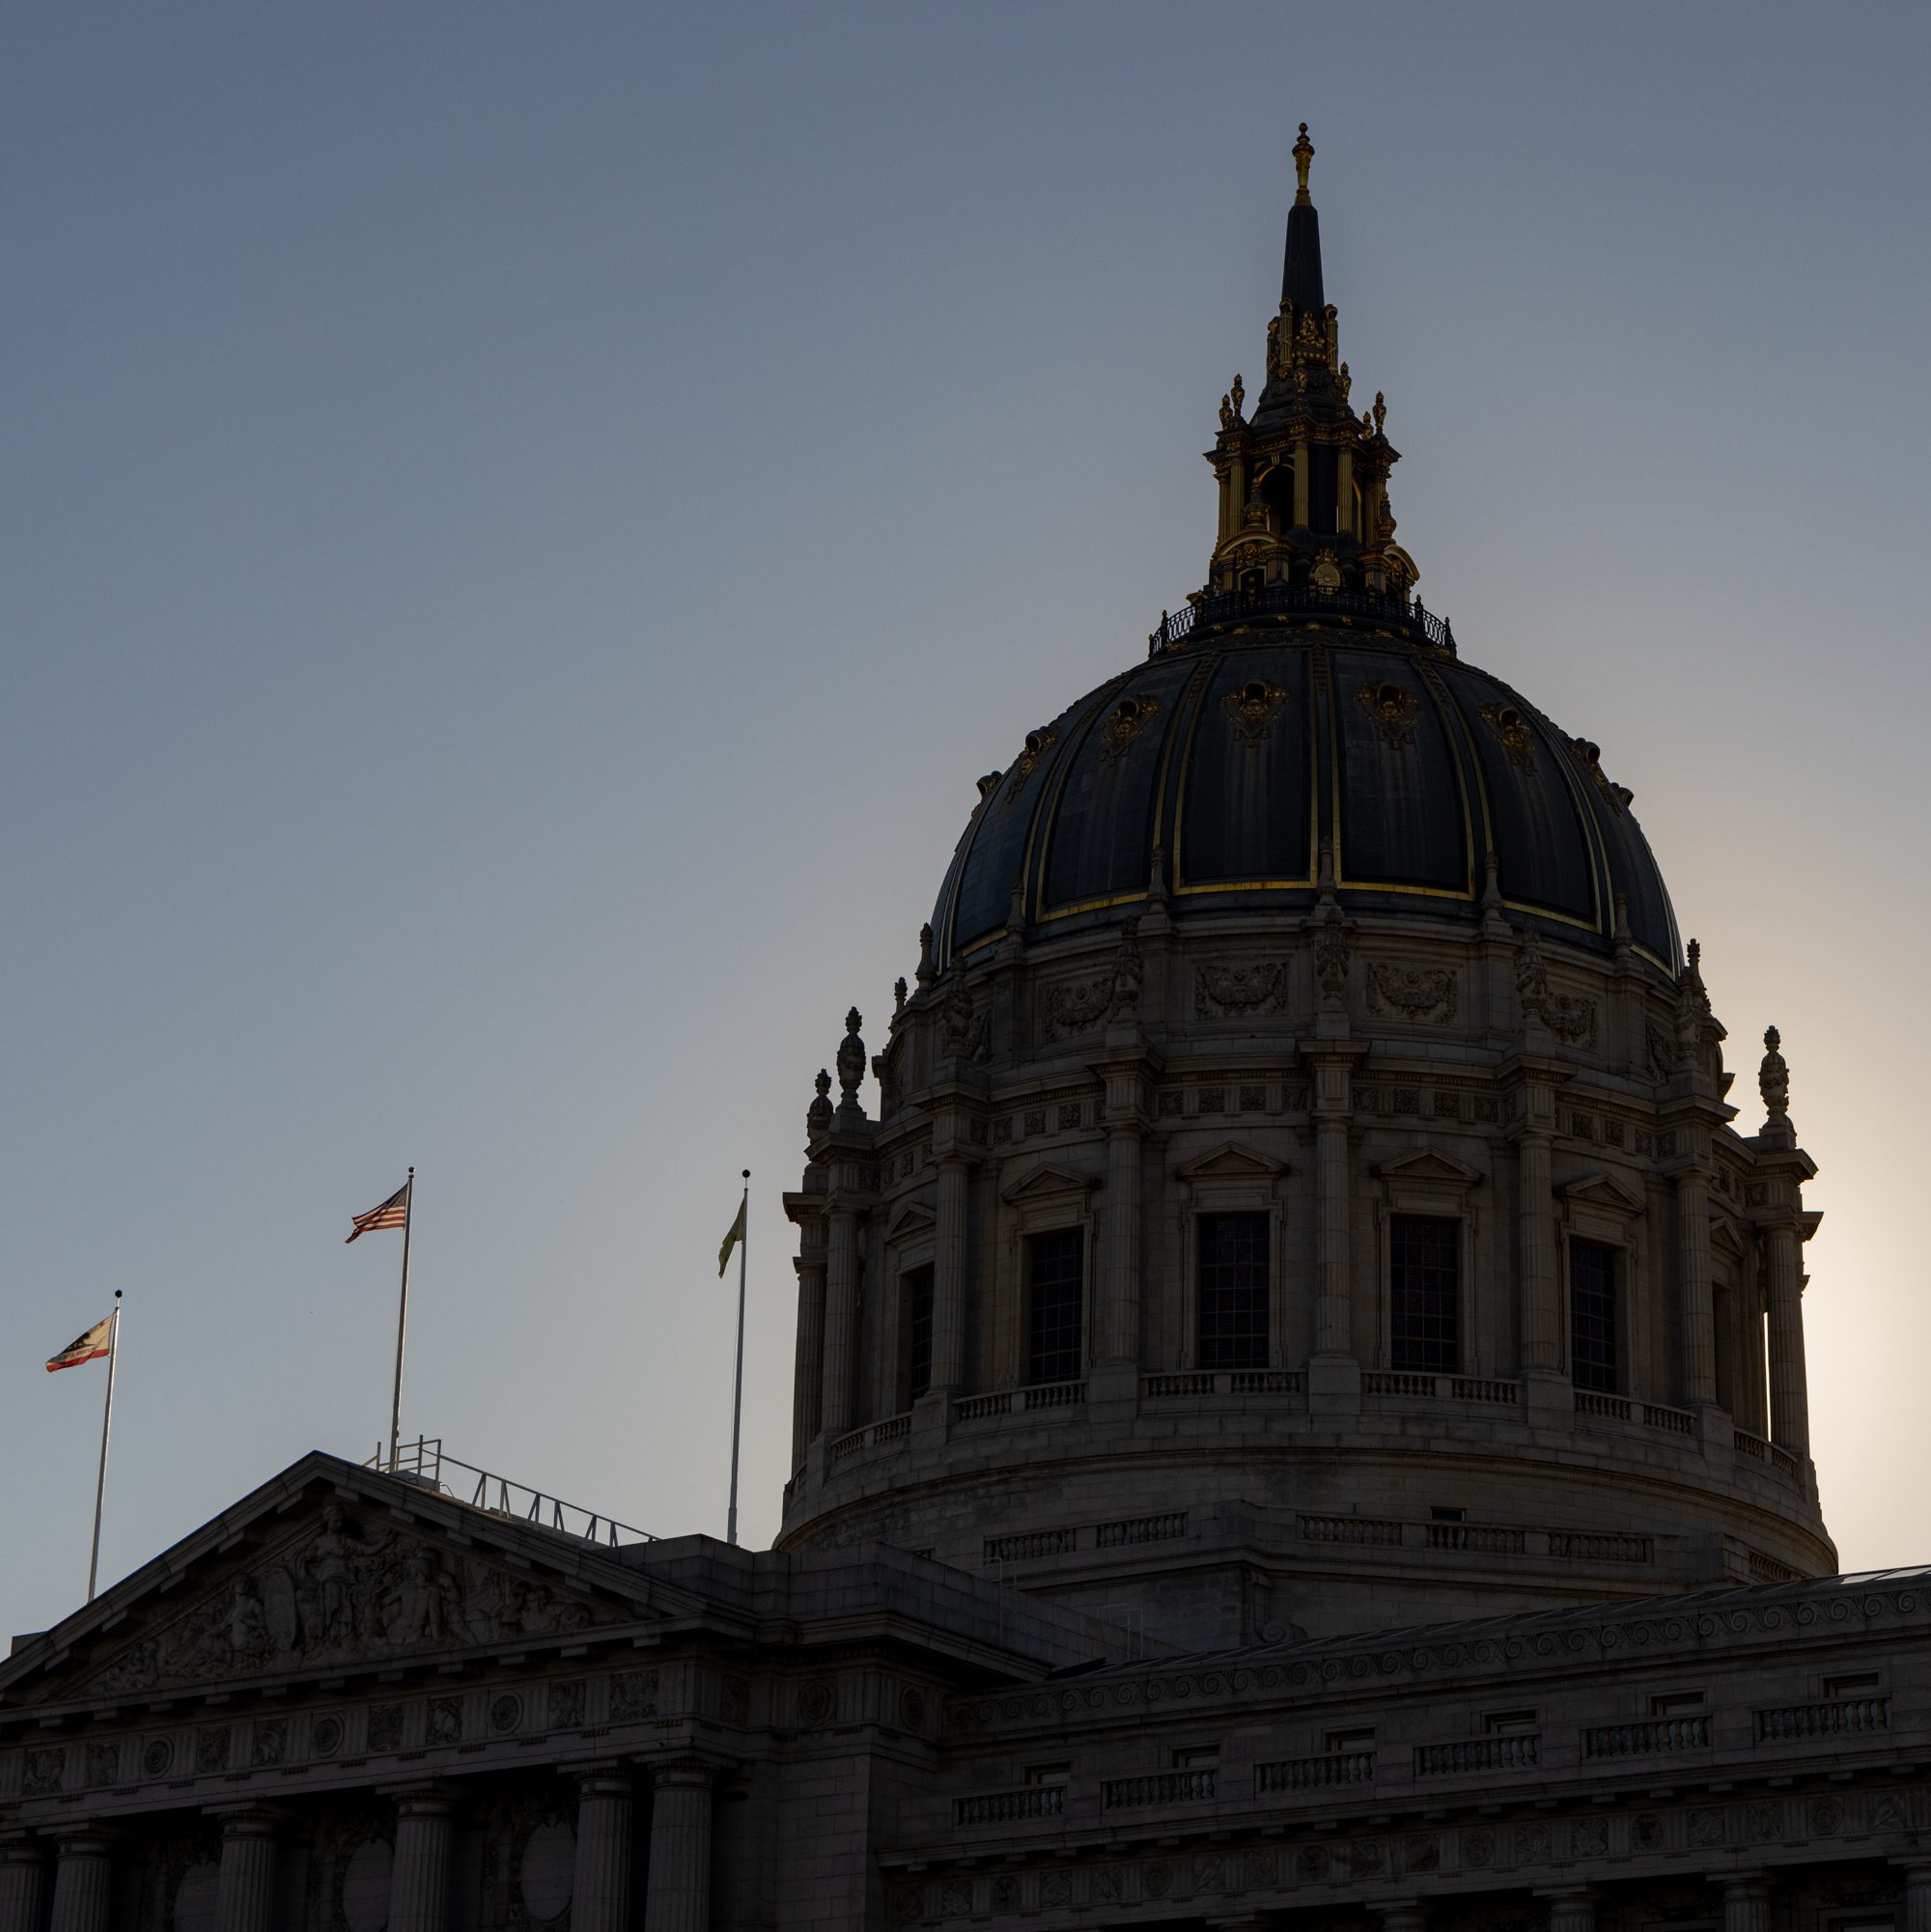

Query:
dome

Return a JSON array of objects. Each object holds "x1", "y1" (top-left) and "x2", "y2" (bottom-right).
[
  {"x1": 780, "y1": 130, "x2": 1831, "y2": 1646},
  {"x1": 932, "y1": 624, "x2": 1680, "y2": 976}
]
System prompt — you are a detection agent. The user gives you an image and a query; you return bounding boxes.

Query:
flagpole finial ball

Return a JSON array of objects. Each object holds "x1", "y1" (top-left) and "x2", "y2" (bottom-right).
[{"x1": 742, "y1": 1168, "x2": 750, "y2": 1180}]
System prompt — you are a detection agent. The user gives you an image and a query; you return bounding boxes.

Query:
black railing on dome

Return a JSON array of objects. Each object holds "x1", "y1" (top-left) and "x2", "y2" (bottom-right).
[{"x1": 1149, "y1": 584, "x2": 1454, "y2": 656}]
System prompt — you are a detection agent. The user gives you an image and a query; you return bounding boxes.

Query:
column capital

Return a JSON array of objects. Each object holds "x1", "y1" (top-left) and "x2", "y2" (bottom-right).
[
  {"x1": 0, "y1": 1828, "x2": 45, "y2": 1864},
  {"x1": 574, "y1": 1765, "x2": 635, "y2": 1798},
  {"x1": 641, "y1": 1751, "x2": 725, "y2": 1791},
  {"x1": 205, "y1": 1805, "x2": 286, "y2": 1837},
  {"x1": 381, "y1": 1781, "x2": 462, "y2": 1819},
  {"x1": 45, "y1": 1824, "x2": 117, "y2": 1852}
]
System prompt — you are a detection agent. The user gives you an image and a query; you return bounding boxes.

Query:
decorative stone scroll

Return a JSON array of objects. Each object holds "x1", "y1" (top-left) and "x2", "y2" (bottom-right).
[
  {"x1": 1366, "y1": 961, "x2": 1456, "y2": 1023},
  {"x1": 1193, "y1": 960, "x2": 1290, "y2": 1019}
]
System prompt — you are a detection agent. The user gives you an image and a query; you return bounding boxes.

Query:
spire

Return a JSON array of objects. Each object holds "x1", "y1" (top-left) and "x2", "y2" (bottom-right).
[
  {"x1": 1195, "y1": 126, "x2": 1423, "y2": 626},
  {"x1": 1281, "y1": 124, "x2": 1325, "y2": 314}
]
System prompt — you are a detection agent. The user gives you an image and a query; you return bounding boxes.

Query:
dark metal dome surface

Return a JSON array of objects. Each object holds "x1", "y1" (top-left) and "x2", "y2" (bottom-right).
[{"x1": 931, "y1": 628, "x2": 1680, "y2": 972}]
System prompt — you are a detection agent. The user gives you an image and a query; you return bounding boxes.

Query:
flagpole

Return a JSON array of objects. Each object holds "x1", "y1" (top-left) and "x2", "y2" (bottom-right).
[
  {"x1": 86, "y1": 1293, "x2": 123, "y2": 1603},
  {"x1": 727, "y1": 1169, "x2": 749, "y2": 1547},
  {"x1": 388, "y1": 1167, "x2": 414, "y2": 1472}
]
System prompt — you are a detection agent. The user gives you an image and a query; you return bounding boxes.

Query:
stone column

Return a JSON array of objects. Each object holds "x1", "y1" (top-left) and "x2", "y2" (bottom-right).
[
  {"x1": 1314, "y1": 1113, "x2": 1350, "y2": 1357},
  {"x1": 213, "y1": 1809, "x2": 279, "y2": 1932},
  {"x1": 573, "y1": 1770, "x2": 634, "y2": 1932},
  {"x1": 821, "y1": 1208, "x2": 858, "y2": 1437},
  {"x1": 1516, "y1": 1128, "x2": 1559, "y2": 1374},
  {"x1": 790, "y1": 1254, "x2": 826, "y2": 1463},
  {"x1": 1337, "y1": 445, "x2": 1356, "y2": 537},
  {"x1": 1674, "y1": 1164, "x2": 1717, "y2": 1405},
  {"x1": 0, "y1": 1832, "x2": 49, "y2": 1932},
  {"x1": 1722, "y1": 1877, "x2": 1772, "y2": 1932},
  {"x1": 1099, "y1": 1123, "x2": 1143, "y2": 1368},
  {"x1": 1764, "y1": 1221, "x2": 1809, "y2": 1455},
  {"x1": 1541, "y1": 1890, "x2": 1595, "y2": 1932},
  {"x1": 643, "y1": 1757, "x2": 714, "y2": 1932},
  {"x1": 387, "y1": 1788, "x2": 457, "y2": 1932},
  {"x1": 931, "y1": 1157, "x2": 970, "y2": 1391},
  {"x1": 1899, "y1": 1859, "x2": 1931, "y2": 1932},
  {"x1": 47, "y1": 1831, "x2": 114, "y2": 1932},
  {"x1": 1293, "y1": 439, "x2": 1311, "y2": 527}
]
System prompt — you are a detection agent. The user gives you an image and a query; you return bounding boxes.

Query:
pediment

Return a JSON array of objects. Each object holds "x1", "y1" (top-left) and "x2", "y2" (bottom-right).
[
  {"x1": 999, "y1": 1162, "x2": 1100, "y2": 1205},
  {"x1": 1558, "y1": 1170, "x2": 1645, "y2": 1216},
  {"x1": 882, "y1": 1198, "x2": 938, "y2": 1243},
  {"x1": 1174, "y1": 1141, "x2": 1289, "y2": 1181},
  {"x1": 1710, "y1": 1214, "x2": 1750, "y2": 1260},
  {"x1": 0, "y1": 1453, "x2": 677, "y2": 1711},
  {"x1": 1374, "y1": 1150, "x2": 1481, "y2": 1186}
]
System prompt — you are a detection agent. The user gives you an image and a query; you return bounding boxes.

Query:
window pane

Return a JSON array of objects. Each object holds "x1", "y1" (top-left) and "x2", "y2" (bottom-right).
[
  {"x1": 1390, "y1": 1214, "x2": 1459, "y2": 1372},
  {"x1": 1197, "y1": 1212, "x2": 1269, "y2": 1370},
  {"x1": 905, "y1": 1266, "x2": 935, "y2": 1403},
  {"x1": 1028, "y1": 1229, "x2": 1084, "y2": 1384},
  {"x1": 1569, "y1": 1240, "x2": 1617, "y2": 1392}
]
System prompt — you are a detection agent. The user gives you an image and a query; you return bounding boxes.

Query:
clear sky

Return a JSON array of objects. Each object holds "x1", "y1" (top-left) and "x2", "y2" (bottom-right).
[{"x1": 5, "y1": 2, "x2": 1928, "y2": 1645}]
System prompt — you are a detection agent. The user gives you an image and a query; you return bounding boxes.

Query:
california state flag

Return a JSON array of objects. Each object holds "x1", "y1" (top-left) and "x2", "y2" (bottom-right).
[{"x1": 45, "y1": 1317, "x2": 113, "y2": 1373}]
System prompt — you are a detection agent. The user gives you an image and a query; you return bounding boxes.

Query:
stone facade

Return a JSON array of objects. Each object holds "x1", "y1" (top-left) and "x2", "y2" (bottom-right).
[{"x1": 1, "y1": 135, "x2": 1910, "y2": 1932}]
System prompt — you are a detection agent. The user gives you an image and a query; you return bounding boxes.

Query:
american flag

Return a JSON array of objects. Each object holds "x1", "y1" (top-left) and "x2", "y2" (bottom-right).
[{"x1": 345, "y1": 1181, "x2": 410, "y2": 1244}]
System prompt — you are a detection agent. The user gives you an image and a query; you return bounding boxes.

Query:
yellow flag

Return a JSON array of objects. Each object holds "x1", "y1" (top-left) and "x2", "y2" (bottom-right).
[{"x1": 717, "y1": 1198, "x2": 746, "y2": 1277}]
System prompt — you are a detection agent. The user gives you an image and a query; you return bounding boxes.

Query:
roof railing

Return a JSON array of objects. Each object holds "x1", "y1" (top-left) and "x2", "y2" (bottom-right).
[
  {"x1": 1150, "y1": 583, "x2": 1453, "y2": 656},
  {"x1": 365, "y1": 1435, "x2": 657, "y2": 1549}
]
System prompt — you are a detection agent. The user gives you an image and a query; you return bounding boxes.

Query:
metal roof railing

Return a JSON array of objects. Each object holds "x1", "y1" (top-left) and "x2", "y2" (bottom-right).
[
  {"x1": 1150, "y1": 583, "x2": 1454, "y2": 656},
  {"x1": 365, "y1": 1436, "x2": 656, "y2": 1549}
]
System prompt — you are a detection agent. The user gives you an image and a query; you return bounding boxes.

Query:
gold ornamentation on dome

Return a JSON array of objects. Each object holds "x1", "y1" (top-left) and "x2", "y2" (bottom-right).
[
  {"x1": 1337, "y1": 361, "x2": 1352, "y2": 406},
  {"x1": 1221, "y1": 678, "x2": 1290, "y2": 745},
  {"x1": 1006, "y1": 725, "x2": 1059, "y2": 797},
  {"x1": 1569, "y1": 737, "x2": 1634, "y2": 813},
  {"x1": 1218, "y1": 392, "x2": 1234, "y2": 431},
  {"x1": 1295, "y1": 311, "x2": 1326, "y2": 361},
  {"x1": 1478, "y1": 702, "x2": 1537, "y2": 773},
  {"x1": 1267, "y1": 315, "x2": 1285, "y2": 381},
  {"x1": 1310, "y1": 548, "x2": 1343, "y2": 591},
  {"x1": 1243, "y1": 497, "x2": 1271, "y2": 530},
  {"x1": 1356, "y1": 680, "x2": 1421, "y2": 747},
  {"x1": 1293, "y1": 123, "x2": 1314, "y2": 204},
  {"x1": 1229, "y1": 373, "x2": 1244, "y2": 418},
  {"x1": 1099, "y1": 694, "x2": 1161, "y2": 765},
  {"x1": 1372, "y1": 391, "x2": 1386, "y2": 435}
]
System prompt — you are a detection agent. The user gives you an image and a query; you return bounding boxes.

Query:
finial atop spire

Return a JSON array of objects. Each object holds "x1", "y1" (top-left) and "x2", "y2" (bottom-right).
[{"x1": 1293, "y1": 123, "x2": 1315, "y2": 205}]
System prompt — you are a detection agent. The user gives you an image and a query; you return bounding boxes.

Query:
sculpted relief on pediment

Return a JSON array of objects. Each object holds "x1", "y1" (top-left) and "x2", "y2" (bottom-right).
[{"x1": 70, "y1": 1501, "x2": 632, "y2": 1698}]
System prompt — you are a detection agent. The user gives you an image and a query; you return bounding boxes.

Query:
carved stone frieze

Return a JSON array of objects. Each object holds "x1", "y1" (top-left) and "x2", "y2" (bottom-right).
[
  {"x1": 1366, "y1": 960, "x2": 1456, "y2": 1023},
  {"x1": 66, "y1": 1501, "x2": 627, "y2": 1696},
  {"x1": 1193, "y1": 959, "x2": 1290, "y2": 1019}
]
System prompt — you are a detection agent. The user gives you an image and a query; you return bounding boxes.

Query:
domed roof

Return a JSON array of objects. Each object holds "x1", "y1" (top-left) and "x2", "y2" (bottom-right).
[{"x1": 931, "y1": 623, "x2": 1680, "y2": 972}]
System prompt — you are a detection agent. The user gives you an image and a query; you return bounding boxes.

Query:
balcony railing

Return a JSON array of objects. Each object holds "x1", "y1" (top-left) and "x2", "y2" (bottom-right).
[
  {"x1": 1256, "y1": 1750, "x2": 1374, "y2": 1794},
  {"x1": 1582, "y1": 1715, "x2": 1711, "y2": 1758},
  {"x1": 1756, "y1": 1697, "x2": 1889, "y2": 1743},
  {"x1": 1415, "y1": 1734, "x2": 1540, "y2": 1777},
  {"x1": 954, "y1": 1786, "x2": 1063, "y2": 1827},
  {"x1": 1149, "y1": 583, "x2": 1456, "y2": 656},
  {"x1": 1103, "y1": 1768, "x2": 1217, "y2": 1809}
]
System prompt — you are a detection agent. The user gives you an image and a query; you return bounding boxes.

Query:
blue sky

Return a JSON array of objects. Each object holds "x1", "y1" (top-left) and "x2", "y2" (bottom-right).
[{"x1": 5, "y1": 2, "x2": 1929, "y2": 1642}]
